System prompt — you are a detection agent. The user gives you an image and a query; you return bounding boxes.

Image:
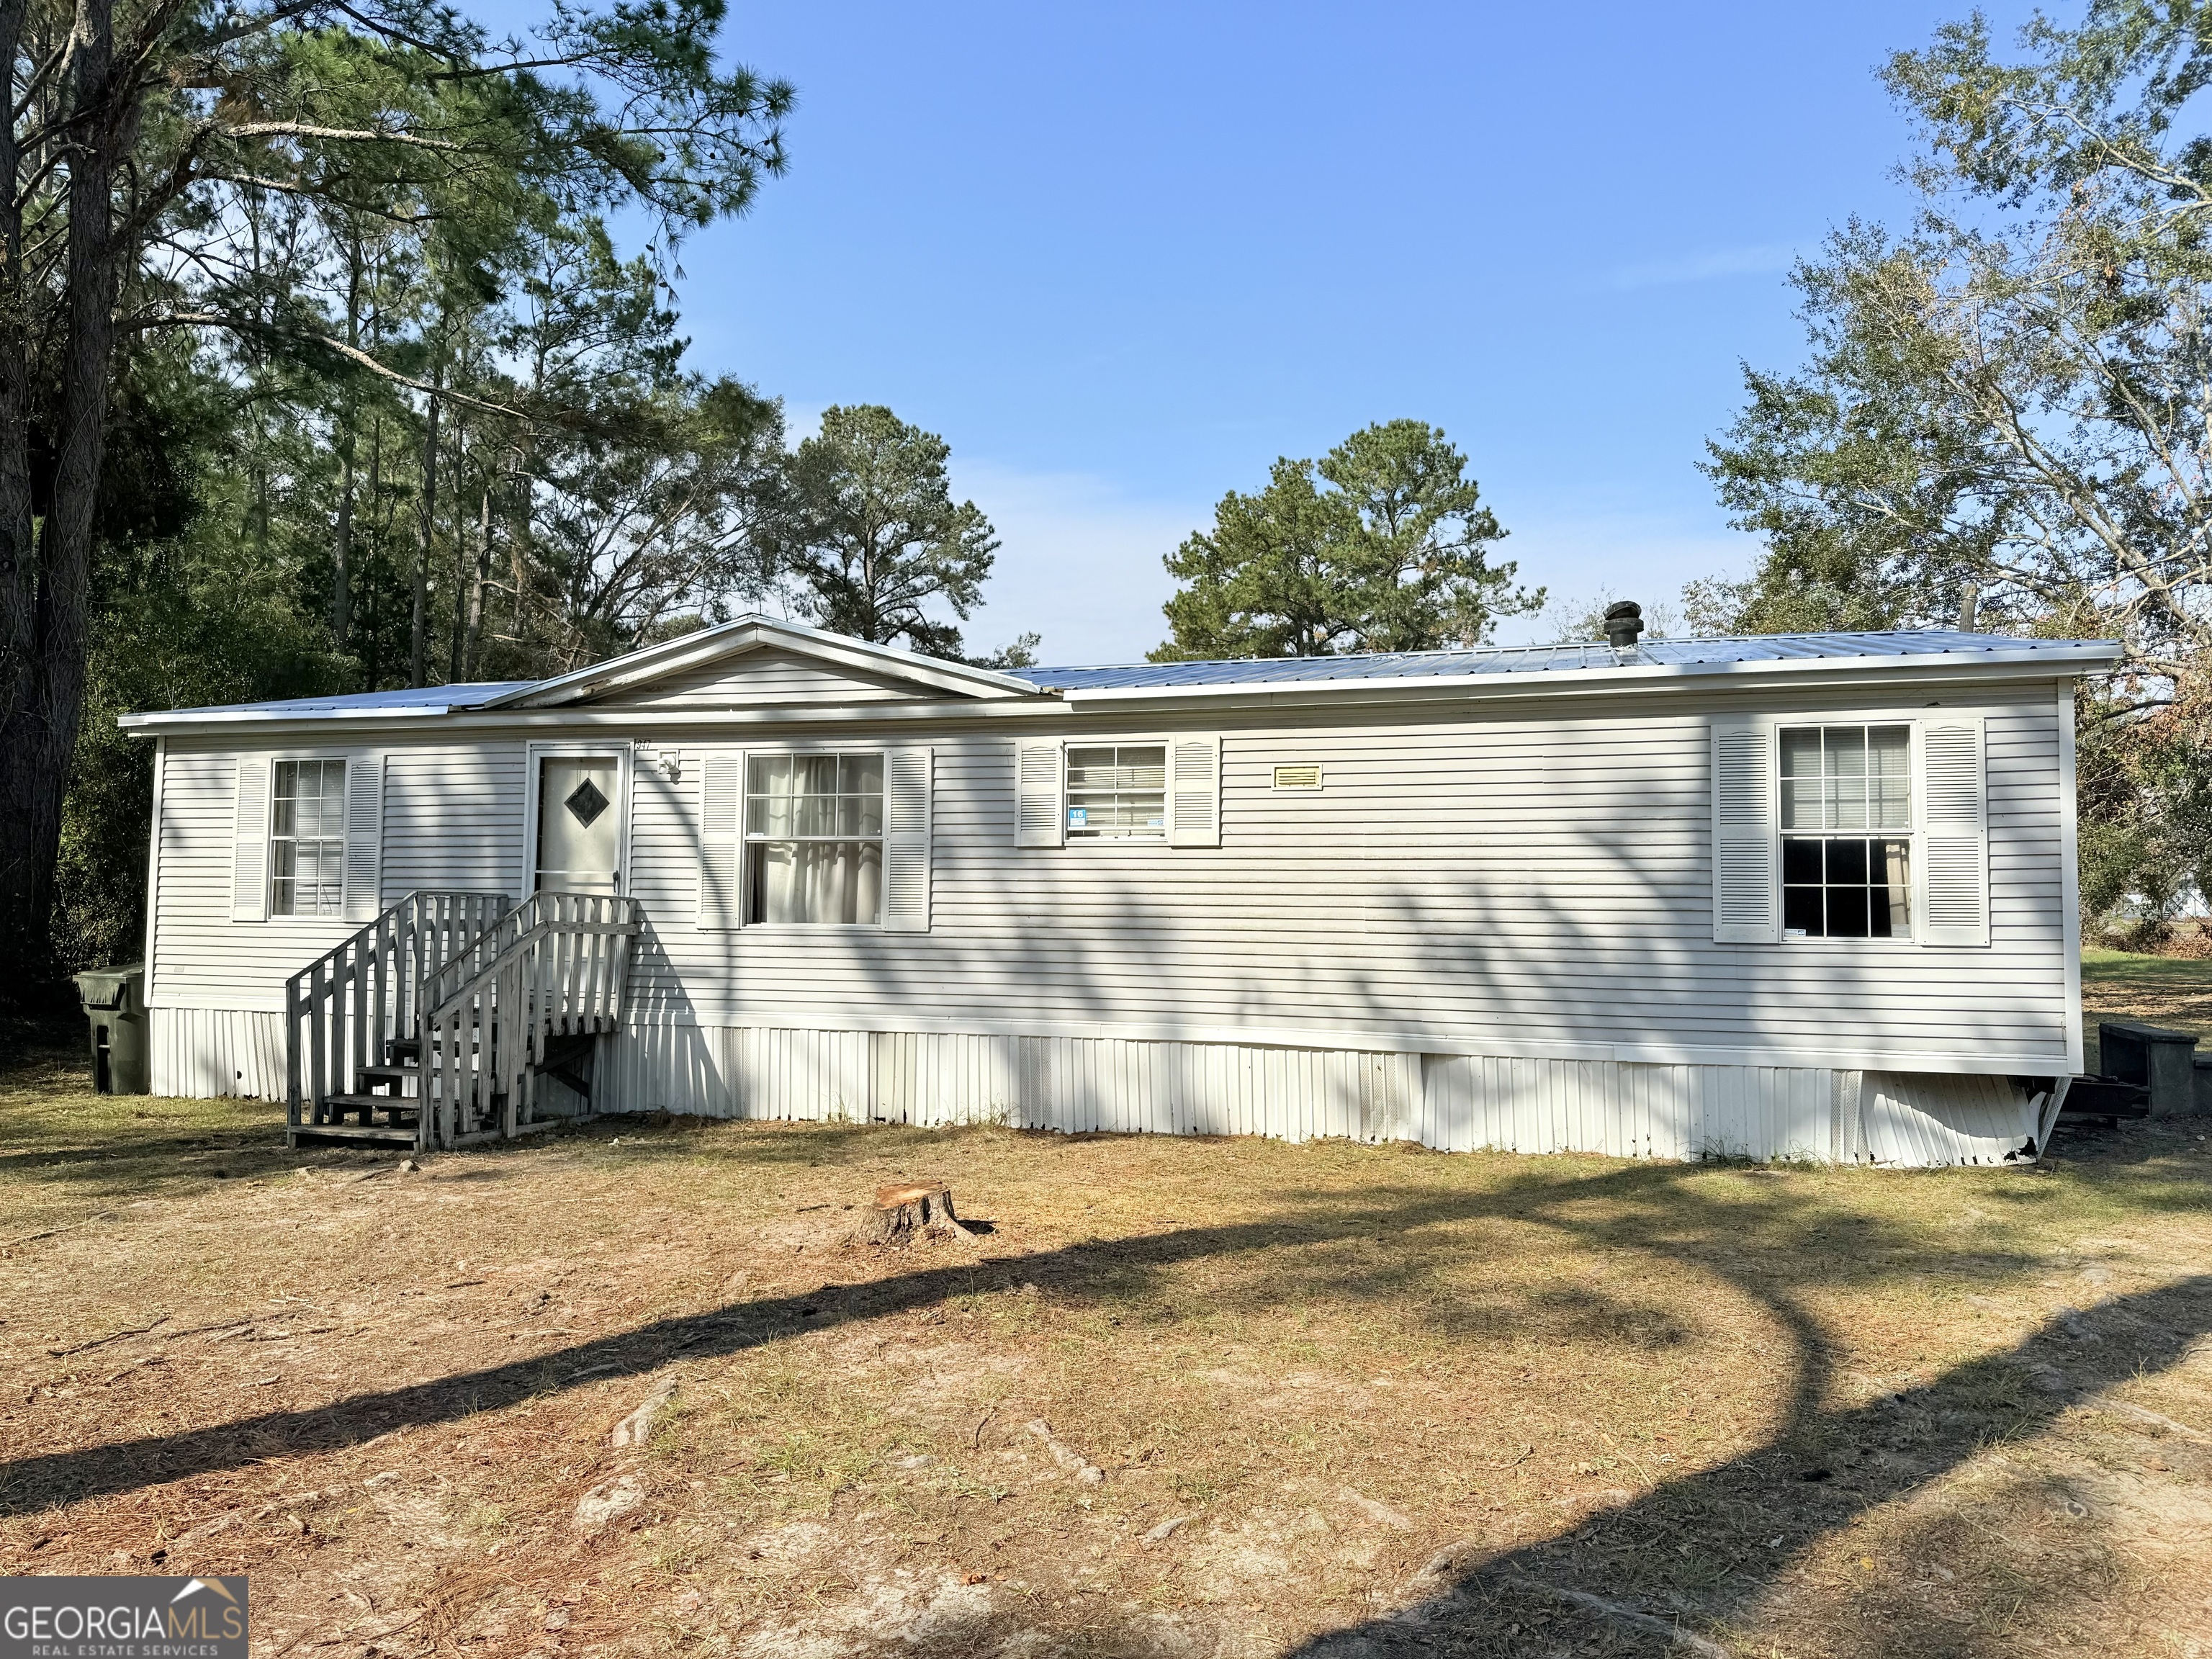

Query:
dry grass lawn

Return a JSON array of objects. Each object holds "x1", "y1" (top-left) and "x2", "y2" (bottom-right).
[{"x1": 2, "y1": 968, "x2": 2211, "y2": 1659}]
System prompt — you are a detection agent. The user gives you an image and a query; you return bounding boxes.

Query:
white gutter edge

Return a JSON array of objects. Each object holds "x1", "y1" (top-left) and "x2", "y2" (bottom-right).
[
  {"x1": 120, "y1": 696, "x2": 1079, "y2": 736},
  {"x1": 119, "y1": 703, "x2": 460, "y2": 729}
]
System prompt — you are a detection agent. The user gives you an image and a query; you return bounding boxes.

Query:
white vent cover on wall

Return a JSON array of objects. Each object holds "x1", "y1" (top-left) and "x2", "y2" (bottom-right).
[{"x1": 1272, "y1": 764, "x2": 1323, "y2": 791}]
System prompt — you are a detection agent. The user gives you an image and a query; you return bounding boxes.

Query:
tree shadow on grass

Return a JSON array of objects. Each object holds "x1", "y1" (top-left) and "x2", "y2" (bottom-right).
[{"x1": 3, "y1": 1148, "x2": 2208, "y2": 1658}]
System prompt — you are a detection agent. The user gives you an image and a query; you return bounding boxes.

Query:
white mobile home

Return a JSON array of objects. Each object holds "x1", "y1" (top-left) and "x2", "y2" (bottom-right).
[{"x1": 120, "y1": 617, "x2": 2118, "y2": 1166}]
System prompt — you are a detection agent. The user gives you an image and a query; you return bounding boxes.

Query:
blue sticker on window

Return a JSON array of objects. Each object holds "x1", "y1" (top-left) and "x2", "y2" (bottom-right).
[{"x1": 1067, "y1": 806, "x2": 1089, "y2": 827}]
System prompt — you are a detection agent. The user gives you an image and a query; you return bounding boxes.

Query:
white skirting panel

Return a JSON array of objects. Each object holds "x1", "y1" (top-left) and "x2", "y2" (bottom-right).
[
  {"x1": 1415, "y1": 1056, "x2": 2036, "y2": 1165},
  {"x1": 1419, "y1": 1057, "x2": 1842, "y2": 1161},
  {"x1": 596, "y1": 1021, "x2": 1419, "y2": 1143},
  {"x1": 151, "y1": 1007, "x2": 287, "y2": 1100},
  {"x1": 1863, "y1": 1070, "x2": 2038, "y2": 1166},
  {"x1": 150, "y1": 1007, "x2": 2031, "y2": 1168}
]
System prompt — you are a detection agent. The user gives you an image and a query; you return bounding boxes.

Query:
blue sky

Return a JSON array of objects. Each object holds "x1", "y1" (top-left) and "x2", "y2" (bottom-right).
[{"x1": 660, "y1": 1, "x2": 2040, "y2": 663}]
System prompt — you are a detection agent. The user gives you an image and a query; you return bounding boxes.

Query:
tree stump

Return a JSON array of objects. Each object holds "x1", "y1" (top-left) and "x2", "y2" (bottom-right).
[{"x1": 860, "y1": 1181, "x2": 974, "y2": 1246}]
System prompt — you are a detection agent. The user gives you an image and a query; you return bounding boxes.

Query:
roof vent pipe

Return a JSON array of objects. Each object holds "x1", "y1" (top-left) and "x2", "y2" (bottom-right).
[{"x1": 1602, "y1": 601, "x2": 1643, "y2": 649}]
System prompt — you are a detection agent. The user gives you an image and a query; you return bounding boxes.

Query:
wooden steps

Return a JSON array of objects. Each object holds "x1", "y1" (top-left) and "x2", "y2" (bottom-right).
[
  {"x1": 287, "y1": 889, "x2": 639, "y2": 1153},
  {"x1": 292, "y1": 1123, "x2": 418, "y2": 1145},
  {"x1": 2059, "y1": 1076, "x2": 2151, "y2": 1123}
]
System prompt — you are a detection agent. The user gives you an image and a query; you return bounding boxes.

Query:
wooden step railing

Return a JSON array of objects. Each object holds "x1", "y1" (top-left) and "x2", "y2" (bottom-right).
[
  {"x1": 421, "y1": 892, "x2": 642, "y2": 1148},
  {"x1": 284, "y1": 890, "x2": 511, "y2": 1141}
]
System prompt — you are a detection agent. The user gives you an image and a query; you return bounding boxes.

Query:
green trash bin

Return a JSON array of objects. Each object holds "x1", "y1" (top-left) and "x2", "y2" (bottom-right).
[{"x1": 73, "y1": 964, "x2": 149, "y2": 1096}]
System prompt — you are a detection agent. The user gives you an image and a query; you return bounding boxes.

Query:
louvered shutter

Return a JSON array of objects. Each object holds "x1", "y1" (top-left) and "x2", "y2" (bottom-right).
[
  {"x1": 1015, "y1": 739, "x2": 1064, "y2": 848},
  {"x1": 342, "y1": 755, "x2": 384, "y2": 922},
  {"x1": 1169, "y1": 735, "x2": 1221, "y2": 848},
  {"x1": 697, "y1": 751, "x2": 744, "y2": 930},
  {"x1": 1710, "y1": 719, "x2": 1778, "y2": 943},
  {"x1": 230, "y1": 756, "x2": 270, "y2": 922},
  {"x1": 1916, "y1": 718, "x2": 1990, "y2": 947},
  {"x1": 883, "y1": 747, "x2": 932, "y2": 932}
]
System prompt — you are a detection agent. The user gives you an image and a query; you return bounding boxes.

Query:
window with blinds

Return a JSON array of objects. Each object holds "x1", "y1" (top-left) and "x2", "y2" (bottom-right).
[
  {"x1": 1065, "y1": 745, "x2": 1167, "y2": 839},
  {"x1": 271, "y1": 758, "x2": 347, "y2": 917}
]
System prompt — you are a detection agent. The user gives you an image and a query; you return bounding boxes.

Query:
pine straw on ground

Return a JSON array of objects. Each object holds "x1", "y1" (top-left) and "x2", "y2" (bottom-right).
[{"x1": 1, "y1": 1025, "x2": 2210, "y2": 1658}]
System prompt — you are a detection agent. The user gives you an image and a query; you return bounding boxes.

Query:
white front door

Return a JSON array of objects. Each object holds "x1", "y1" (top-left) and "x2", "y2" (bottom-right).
[{"x1": 535, "y1": 755, "x2": 622, "y2": 894}]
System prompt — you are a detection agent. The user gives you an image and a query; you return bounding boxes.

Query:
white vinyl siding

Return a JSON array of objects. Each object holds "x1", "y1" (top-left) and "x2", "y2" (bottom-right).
[
  {"x1": 381, "y1": 744, "x2": 526, "y2": 901},
  {"x1": 147, "y1": 683, "x2": 2071, "y2": 1073},
  {"x1": 586, "y1": 645, "x2": 930, "y2": 707},
  {"x1": 153, "y1": 740, "x2": 521, "y2": 1011}
]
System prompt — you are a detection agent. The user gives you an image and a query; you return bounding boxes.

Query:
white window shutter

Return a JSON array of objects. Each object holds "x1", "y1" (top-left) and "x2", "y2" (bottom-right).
[
  {"x1": 230, "y1": 756, "x2": 270, "y2": 922},
  {"x1": 1917, "y1": 718, "x2": 1990, "y2": 947},
  {"x1": 697, "y1": 751, "x2": 744, "y2": 930},
  {"x1": 1015, "y1": 739, "x2": 1064, "y2": 848},
  {"x1": 884, "y1": 747, "x2": 932, "y2": 932},
  {"x1": 1169, "y1": 735, "x2": 1221, "y2": 848},
  {"x1": 1711, "y1": 719, "x2": 1778, "y2": 943},
  {"x1": 343, "y1": 755, "x2": 384, "y2": 922}
]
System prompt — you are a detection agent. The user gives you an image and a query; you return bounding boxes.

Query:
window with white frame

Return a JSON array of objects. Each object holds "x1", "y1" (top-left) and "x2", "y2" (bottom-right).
[
  {"x1": 745, "y1": 754, "x2": 884, "y2": 924},
  {"x1": 1065, "y1": 745, "x2": 1166, "y2": 839},
  {"x1": 271, "y1": 758, "x2": 347, "y2": 917},
  {"x1": 1779, "y1": 724, "x2": 1911, "y2": 939}
]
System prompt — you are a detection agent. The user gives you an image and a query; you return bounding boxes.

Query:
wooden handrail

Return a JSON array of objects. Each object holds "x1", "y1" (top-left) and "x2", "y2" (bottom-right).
[
  {"x1": 421, "y1": 893, "x2": 642, "y2": 1148},
  {"x1": 426, "y1": 914, "x2": 642, "y2": 1016},
  {"x1": 283, "y1": 889, "x2": 511, "y2": 1140}
]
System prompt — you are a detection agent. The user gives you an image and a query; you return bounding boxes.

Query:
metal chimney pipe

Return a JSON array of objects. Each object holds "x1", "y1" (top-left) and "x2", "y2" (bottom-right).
[{"x1": 1602, "y1": 601, "x2": 1643, "y2": 649}]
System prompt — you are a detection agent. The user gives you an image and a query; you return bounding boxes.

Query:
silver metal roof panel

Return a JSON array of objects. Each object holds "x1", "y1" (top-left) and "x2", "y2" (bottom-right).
[
  {"x1": 119, "y1": 629, "x2": 2120, "y2": 730},
  {"x1": 1022, "y1": 631, "x2": 2113, "y2": 691}
]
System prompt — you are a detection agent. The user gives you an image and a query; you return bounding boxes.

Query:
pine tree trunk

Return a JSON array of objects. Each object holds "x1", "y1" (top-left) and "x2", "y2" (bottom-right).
[
  {"x1": 411, "y1": 376, "x2": 440, "y2": 688},
  {"x1": 331, "y1": 238, "x2": 362, "y2": 655},
  {"x1": 464, "y1": 486, "x2": 493, "y2": 679},
  {"x1": 447, "y1": 410, "x2": 468, "y2": 683},
  {"x1": 364, "y1": 415, "x2": 384, "y2": 686},
  {"x1": 333, "y1": 432, "x2": 356, "y2": 653},
  {"x1": 0, "y1": 0, "x2": 127, "y2": 989}
]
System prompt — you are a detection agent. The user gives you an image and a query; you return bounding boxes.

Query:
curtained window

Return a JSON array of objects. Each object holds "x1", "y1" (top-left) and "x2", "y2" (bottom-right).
[{"x1": 744, "y1": 754, "x2": 884, "y2": 925}]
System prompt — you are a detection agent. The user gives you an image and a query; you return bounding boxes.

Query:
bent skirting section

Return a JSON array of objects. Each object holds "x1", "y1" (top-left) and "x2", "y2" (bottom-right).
[{"x1": 148, "y1": 1010, "x2": 2043, "y2": 1169}]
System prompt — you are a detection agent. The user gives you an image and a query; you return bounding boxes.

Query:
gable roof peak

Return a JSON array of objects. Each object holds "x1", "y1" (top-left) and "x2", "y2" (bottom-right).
[{"x1": 481, "y1": 613, "x2": 1048, "y2": 709}]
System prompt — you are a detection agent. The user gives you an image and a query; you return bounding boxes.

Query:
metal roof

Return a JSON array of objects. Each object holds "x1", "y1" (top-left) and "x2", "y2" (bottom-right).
[
  {"x1": 1021, "y1": 631, "x2": 2115, "y2": 691},
  {"x1": 120, "y1": 629, "x2": 2121, "y2": 729},
  {"x1": 145, "y1": 682, "x2": 531, "y2": 720}
]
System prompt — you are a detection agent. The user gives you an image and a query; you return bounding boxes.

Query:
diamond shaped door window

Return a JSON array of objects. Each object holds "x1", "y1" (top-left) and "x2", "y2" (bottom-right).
[{"x1": 565, "y1": 778, "x2": 610, "y2": 827}]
